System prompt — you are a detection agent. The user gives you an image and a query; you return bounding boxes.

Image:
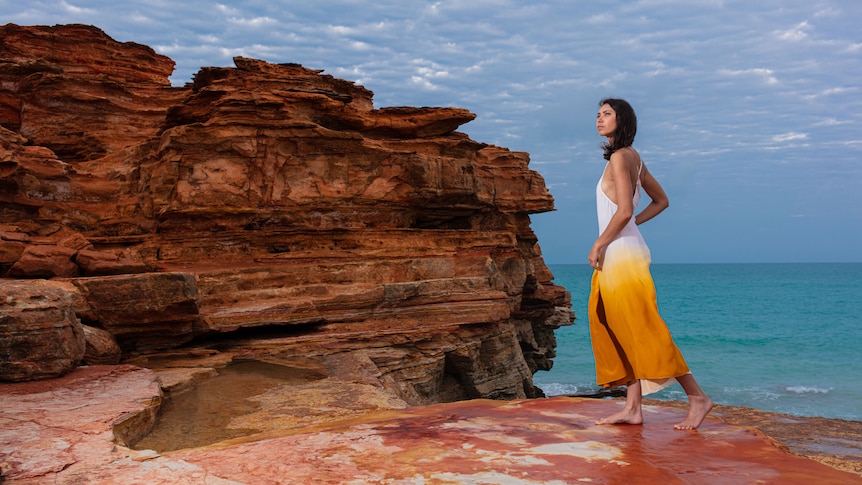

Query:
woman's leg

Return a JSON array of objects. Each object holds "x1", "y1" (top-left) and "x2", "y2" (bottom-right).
[
  {"x1": 674, "y1": 374, "x2": 713, "y2": 429},
  {"x1": 596, "y1": 380, "x2": 644, "y2": 425}
]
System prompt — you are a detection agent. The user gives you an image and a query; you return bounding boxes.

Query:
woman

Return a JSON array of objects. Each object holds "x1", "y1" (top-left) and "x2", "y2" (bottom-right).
[{"x1": 588, "y1": 98, "x2": 712, "y2": 430}]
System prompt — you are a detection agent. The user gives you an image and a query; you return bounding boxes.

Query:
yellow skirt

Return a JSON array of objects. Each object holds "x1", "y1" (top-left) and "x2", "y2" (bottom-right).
[{"x1": 588, "y1": 250, "x2": 690, "y2": 395}]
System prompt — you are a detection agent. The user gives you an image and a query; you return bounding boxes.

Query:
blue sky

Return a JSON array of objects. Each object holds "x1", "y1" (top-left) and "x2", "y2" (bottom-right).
[{"x1": 4, "y1": 1, "x2": 861, "y2": 263}]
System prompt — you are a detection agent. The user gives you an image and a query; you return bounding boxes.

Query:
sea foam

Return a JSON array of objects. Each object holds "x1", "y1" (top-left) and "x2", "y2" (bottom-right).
[{"x1": 785, "y1": 386, "x2": 831, "y2": 394}]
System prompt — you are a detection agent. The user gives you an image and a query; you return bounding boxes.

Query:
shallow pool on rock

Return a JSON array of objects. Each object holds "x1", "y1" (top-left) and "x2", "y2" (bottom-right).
[{"x1": 133, "y1": 360, "x2": 326, "y2": 452}]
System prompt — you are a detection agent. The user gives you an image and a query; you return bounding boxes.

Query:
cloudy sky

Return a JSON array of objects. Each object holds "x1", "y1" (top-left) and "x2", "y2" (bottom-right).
[{"x1": 4, "y1": 0, "x2": 861, "y2": 263}]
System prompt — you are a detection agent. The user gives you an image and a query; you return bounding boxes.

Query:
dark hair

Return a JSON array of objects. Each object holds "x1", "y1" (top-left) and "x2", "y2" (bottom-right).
[{"x1": 599, "y1": 98, "x2": 637, "y2": 161}]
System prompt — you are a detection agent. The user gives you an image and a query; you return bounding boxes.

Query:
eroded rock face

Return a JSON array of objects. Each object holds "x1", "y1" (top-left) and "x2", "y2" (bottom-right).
[{"x1": 0, "y1": 23, "x2": 572, "y2": 402}]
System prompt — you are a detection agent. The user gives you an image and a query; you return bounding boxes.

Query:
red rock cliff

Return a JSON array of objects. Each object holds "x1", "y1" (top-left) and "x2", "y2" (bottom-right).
[{"x1": 0, "y1": 23, "x2": 572, "y2": 404}]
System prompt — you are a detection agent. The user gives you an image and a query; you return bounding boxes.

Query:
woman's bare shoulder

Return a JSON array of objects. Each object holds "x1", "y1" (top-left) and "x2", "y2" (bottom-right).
[{"x1": 610, "y1": 147, "x2": 640, "y2": 168}]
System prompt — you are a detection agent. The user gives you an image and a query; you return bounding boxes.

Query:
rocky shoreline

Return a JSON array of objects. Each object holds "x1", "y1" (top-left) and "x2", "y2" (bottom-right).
[
  {"x1": 567, "y1": 390, "x2": 862, "y2": 477},
  {"x1": 569, "y1": 389, "x2": 862, "y2": 476},
  {"x1": 2, "y1": 364, "x2": 861, "y2": 483},
  {"x1": 652, "y1": 399, "x2": 862, "y2": 477}
]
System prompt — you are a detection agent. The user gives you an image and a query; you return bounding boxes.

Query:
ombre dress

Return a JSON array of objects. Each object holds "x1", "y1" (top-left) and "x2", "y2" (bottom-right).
[{"x1": 588, "y1": 161, "x2": 690, "y2": 395}]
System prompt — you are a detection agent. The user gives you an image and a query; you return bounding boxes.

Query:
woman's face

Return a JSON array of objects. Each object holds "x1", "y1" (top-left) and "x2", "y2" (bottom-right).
[{"x1": 596, "y1": 103, "x2": 617, "y2": 139}]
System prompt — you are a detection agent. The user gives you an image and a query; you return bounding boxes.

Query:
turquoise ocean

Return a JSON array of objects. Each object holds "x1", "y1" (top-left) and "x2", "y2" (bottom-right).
[{"x1": 534, "y1": 263, "x2": 862, "y2": 421}]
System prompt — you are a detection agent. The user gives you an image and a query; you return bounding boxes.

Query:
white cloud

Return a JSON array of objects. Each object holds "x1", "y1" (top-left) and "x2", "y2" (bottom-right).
[
  {"x1": 813, "y1": 8, "x2": 838, "y2": 19},
  {"x1": 328, "y1": 25, "x2": 356, "y2": 36},
  {"x1": 348, "y1": 41, "x2": 372, "y2": 51},
  {"x1": 772, "y1": 132, "x2": 809, "y2": 143},
  {"x1": 813, "y1": 118, "x2": 850, "y2": 127},
  {"x1": 803, "y1": 85, "x2": 857, "y2": 101},
  {"x1": 216, "y1": 4, "x2": 239, "y2": 15},
  {"x1": 717, "y1": 68, "x2": 779, "y2": 85},
  {"x1": 775, "y1": 21, "x2": 810, "y2": 41},
  {"x1": 129, "y1": 12, "x2": 151, "y2": 23},
  {"x1": 415, "y1": 67, "x2": 449, "y2": 78},
  {"x1": 60, "y1": 0, "x2": 95, "y2": 14},
  {"x1": 410, "y1": 76, "x2": 439, "y2": 91},
  {"x1": 820, "y1": 87, "x2": 855, "y2": 96},
  {"x1": 228, "y1": 16, "x2": 277, "y2": 28},
  {"x1": 586, "y1": 13, "x2": 613, "y2": 24}
]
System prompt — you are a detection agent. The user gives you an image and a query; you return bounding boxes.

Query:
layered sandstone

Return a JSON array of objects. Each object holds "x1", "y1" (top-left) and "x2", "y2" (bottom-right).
[{"x1": 0, "y1": 23, "x2": 572, "y2": 406}]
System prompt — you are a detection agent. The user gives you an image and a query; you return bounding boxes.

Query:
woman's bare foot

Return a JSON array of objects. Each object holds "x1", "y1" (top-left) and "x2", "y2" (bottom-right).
[
  {"x1": 674, "y1": 395, "x2": 713, "y2": 430},
  {"x1": 596, "y1": 406, "x2": 643, "y2": 425}
]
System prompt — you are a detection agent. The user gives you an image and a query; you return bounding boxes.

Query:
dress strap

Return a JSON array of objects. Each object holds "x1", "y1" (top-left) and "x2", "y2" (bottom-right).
[{"x1": 636, "y1": 159, "x2": 644, "y2": 187}]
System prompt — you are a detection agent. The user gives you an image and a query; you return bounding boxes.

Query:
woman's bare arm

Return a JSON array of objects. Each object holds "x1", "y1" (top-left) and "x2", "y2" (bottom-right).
[{"x1": 634, "y1": 164, "x2": 669, "y2": 225}]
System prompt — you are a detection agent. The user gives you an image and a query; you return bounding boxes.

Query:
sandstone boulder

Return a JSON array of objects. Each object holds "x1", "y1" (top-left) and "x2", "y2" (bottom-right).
[
  {"x1": 70, "y1": 273, "x2": 202, "y2": 351},
  {"x1": 7, "y1": 245, "x2": 78, "y2": 278},
  {"x1": 81, "y1": 324, "x2": 122, "y2": 365},
  {"x1": 0, "y1": 280, "x2": 85, "y2": 381}
]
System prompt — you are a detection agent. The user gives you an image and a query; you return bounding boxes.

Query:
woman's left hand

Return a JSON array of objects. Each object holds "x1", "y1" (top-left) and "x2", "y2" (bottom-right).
[{"x1": 588, "y1": 245, "x2": 603, "y2": 270}]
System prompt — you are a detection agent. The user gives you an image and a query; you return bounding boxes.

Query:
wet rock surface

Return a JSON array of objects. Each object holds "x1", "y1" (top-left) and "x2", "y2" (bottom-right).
[
  {"x1": 1, "y1": 365, "x2": 860, "y2": 484},
  {"x1": 649, "y1": 398, "x2": 862, "y2": 477}
]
